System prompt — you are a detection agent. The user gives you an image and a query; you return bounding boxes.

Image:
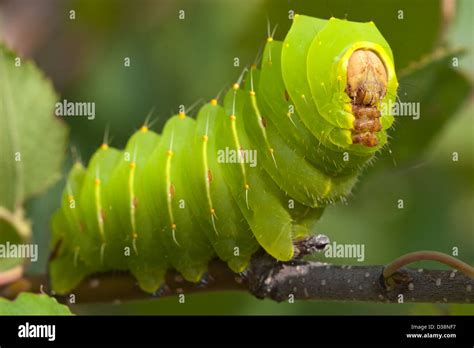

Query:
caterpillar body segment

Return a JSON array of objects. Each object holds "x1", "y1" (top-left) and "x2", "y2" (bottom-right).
[
  {"x1": 188, "y1": 103, "x2": 259, "y2": 273},
  {"x1": 50, "y1": 164, "x2": 91, "y2": 293},
  {"x1": 50, "y1": 15, "x2": 397, "y2": 294},
  {"x1": 78, "y1": 146, "x2": 122, "y2": 269},
  {"x1": 145, "y1": 116, "x2": 215, "y2": 283},
  {"x1": 109, "y1": 129, "x2": 169, "y2": 291},
  {"x1": 242, "y1": 68, "x2": 359, "y2": 208},
  {"x1": 217, "y1": 86, "x2": 298, "y2": 261}
]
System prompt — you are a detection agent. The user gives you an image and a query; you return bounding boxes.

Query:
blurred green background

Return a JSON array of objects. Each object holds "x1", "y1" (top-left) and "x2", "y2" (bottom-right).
[{"x1": 1, "y1": 0, "x2": 472, "y2": 314}]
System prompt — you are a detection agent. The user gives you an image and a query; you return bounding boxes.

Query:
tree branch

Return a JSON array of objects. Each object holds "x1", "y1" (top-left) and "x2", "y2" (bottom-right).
[
  {"x1": 1, "y1": 252, "x2": 472, "y2": 305},
  {"x1": 248, "y1": 255, "x2": 473, "y2": 303}
]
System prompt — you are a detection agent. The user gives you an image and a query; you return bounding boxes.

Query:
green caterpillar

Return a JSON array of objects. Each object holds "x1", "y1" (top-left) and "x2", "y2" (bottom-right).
[{"x1": 50, "y1": 15, "x2": 398, "y2": 294}]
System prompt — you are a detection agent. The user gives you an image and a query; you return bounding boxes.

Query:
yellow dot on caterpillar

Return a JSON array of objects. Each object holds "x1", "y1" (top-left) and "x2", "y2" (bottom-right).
[
  {"x1": 230, "y1": 115, "x2": 236, "y2": 121},
  {"x1": 285, "y1": 43, "x2": 290, "y2": 48},
  {"x1": 320, "y1": 82, "x2": 325, "y2": 86},
  {"x1": 129, "y1": 162, "x2": 136, "y2": 169},
  {"x1": 140, "y1": 126, "x2": 148, "y2": 133},
  {"x1": 330, "y1": 16, "x2": 335, "y2": 20},
  {"x1": 171, "y1": 223, "x2": 176, "y2": 230},
  {"x1": 318, "y1": 41, "x2": 322, "y2": 46},
  {"x1": 68, "y1": 195, "x2": 74, "y2": 201},
  {"x1": 95, "y1": 178, "x2": 101, "y2": 186},
  {"x1": 178, "y1": 112, "x2": 186, "y2": 119},
  {"x1": 267, "y1": 37, "x2": 273, "y2": 43},
  {"x1": 100, "y1": 143, "x2": 108, "y2": 150},
  {"x1": 210, "y1": 99, "x2": 218, "y2": 106},
  {"x1": 294, "y1": 14, "x2": 299, "y2": 20},
  {"x1": 167, "y1": 150, "x2": 174, "y2": 157},
  {"x1": 337, "y1": 75, "x2": 342, "y2": 81},
  {"x1": 244, "y1": 183, "x2": 250, "y2": 190},
  {"x1": 251, "y1": 64, "x2": 257, "y2": 70},
  {"x1": 132, "y1": 233, "x2": 138, "y2": 239},
  {"x1": 249, "y1": 90, "x2": 256, "y2": 96},
  {"x1": 232, "y1": 83, "x2": 240, "y2": 90},
  {"x1": 370, "y1": 21, "x2": 375, "y2": 25},
  {"x1": 269, "y1": 148, "x2": 274, "y2": 153},
  {"x1": 210, "y1": 208, "x2": 215, "y2": 214},
  {"x1": 202, "y1": 134, "x2": 209, "y2": 142}
]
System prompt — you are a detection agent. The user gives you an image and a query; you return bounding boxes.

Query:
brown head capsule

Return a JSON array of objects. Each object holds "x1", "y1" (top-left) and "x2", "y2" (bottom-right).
[
  {"x1": 346, "y1": 49, "x2": 387, "y2": 106},
  {"x1": 346, "y1": 49, "x2": 387, "y2": 147}
]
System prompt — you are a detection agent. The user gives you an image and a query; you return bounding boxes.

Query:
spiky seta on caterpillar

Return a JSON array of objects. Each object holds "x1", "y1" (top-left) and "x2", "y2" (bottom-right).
[{"x1": 50, "y1": 15, "x2": 398, "y2": 294}]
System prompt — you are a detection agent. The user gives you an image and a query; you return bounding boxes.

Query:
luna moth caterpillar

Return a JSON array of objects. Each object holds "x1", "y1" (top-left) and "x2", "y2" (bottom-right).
[{"x1": 50, "y1": 15, "x2": 398, "y2": 294}]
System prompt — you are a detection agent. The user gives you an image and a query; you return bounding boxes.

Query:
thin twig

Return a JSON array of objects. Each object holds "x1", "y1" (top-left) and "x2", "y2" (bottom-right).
[{"x1": 383, "y1": 251, "x2": 474, "y2": 279}]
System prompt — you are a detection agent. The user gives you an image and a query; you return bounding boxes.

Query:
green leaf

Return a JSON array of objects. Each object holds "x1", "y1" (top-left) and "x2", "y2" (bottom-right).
[
  {"x1": 0, "y1": 45, "x2": 67, "y2": 266},
  {"x1": 0, "y1": 45, "x2": 67, "y2": 211},
  {"x1": 0, "y1": 207, "x2": 28, "y2": 272},
  {"x1": 0, "y1": 292, "x2": 72, "y2": 315}
]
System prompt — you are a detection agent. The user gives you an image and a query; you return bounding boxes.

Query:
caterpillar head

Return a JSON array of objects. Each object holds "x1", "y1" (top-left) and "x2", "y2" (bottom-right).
[
  {"x1": 345, "y1": 49, "x2": 388, "y2": 147},
  {"x1": 346, "y1": 49, "x2": 387, "y2": 107},
  {"x1": 294, "y1": 16, "x2": 399, "y2": 153}
]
